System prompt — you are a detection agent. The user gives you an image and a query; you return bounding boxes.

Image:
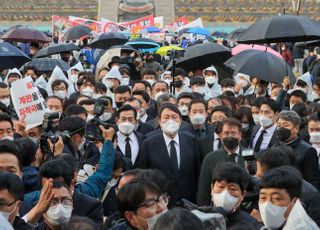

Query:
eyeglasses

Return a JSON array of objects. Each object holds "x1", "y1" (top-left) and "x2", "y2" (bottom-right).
[
  {"x1": 0, "y1": 199, "x2": 16, "y2": 210},
  {"x1": 136, "y1": 193, "x2": 169, "y2": 213},
  {"x1": 50, "y1": 198, "x2": 72, "y2": 207}
]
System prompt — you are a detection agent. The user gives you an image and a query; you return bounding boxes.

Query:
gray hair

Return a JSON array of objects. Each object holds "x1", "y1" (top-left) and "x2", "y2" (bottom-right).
[
  {"x1": 156, "y1": 93, "x2": 176, "y2": 106},
  {"x1": 278, "y1": 110, "x2": 301, "y2": 126}
]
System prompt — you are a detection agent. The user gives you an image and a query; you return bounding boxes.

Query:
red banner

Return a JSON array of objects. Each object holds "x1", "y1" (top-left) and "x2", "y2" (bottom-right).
[
  {"x1": 164, "y1": 16, "x2": 188, "y2": 31},
  {"x1": 119, "y1": 14, "x2": 154, "y2": 34}
]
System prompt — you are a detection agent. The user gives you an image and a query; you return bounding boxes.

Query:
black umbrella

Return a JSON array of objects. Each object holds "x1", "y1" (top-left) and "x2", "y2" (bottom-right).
[
  {"x1": 166, "y1": 43, "x2": 231, "y2": 71},
  {"x1": 224, "y1": 49, "x2": 296, "y2": 84},
  {"x1": 296, "y1": 40, "x2": 320, "y2": 48},
  {"x1": 110, "y1": 44, "x2": 137, "y2": 52},
  {"x1": 34, "y1": 43, "x2": 79, "y2": 58},
  {"x1": 22, "y1": 58, "x2": 70, "y2": 72},
  {"x1": 227, "y1": 28, "x2": 247, "y2": 40},
  {"x1": 0, "y1": 27, "x2": 51, "y2": 43},
  {"x1": 64, "y1": 25, "x2": 92, "y2": 41},
  {"x1": 0, "y1": 42, "x2": 31, "y2": 69},
  {"x1": 238, "y1": 15, "x2": 320, "y2": 44},
  {"x1": 88, "y1": 32, "x2": 129, "y2": 49}
]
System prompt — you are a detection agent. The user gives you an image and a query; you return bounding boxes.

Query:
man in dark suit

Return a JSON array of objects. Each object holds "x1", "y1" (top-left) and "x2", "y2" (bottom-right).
[
  {"x1": 180, "y1": 98, "x2": 215, "y2": 138},
  {"x1": 249, "y1": 98, "x2": 280, "y2": 153},
  {"x1": 197, "y1": 118, "x2": 246, "y2": 206},
  {"x1": 132, "y1": 90, "x2": 154, "y2": 123},
  {"x1": 245, "y1": 78, "x2": 270, "y2": 101},
  {"x1": 139, "y1": 103, "x2": 200, "y2": 205},
  {"x1": 115, "y1": 105, "x2": 144, "y2": 168},
  {"x1": 198, "y1": 105, "x2": 233, "y2": 162}
]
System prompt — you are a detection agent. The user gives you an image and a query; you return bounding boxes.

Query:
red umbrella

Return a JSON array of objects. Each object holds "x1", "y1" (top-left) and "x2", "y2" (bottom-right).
[
  {"x1": 232, "y1": 44, "x2": 283, "y2": 59},
  {"x1": 0, "y1": 27, "x2": 51, "y2": 43}
]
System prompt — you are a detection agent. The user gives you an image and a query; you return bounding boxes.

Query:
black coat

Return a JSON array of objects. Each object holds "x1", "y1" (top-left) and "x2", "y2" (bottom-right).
[
  {"x1": 249, "y1": 124, "x2": 280, "y2": 151},
  {"x1": 227, "y1": 209, "x2": 263, "y2": 229},
  {"x1": 136, "y1": 120, "x2": 154, "y2": 135},
  {"x1": 139, "y1": 131, "x2": 200, "y2": 205},
  {"x1": 13, "y1": 216, "x2": 33, "y2": 230},
  {"x1": 180, "y1": 122, "x2": 215, "y2": 139},
  {"x1": 72, "y1": 190, "x2": 104, "y2": 224}
]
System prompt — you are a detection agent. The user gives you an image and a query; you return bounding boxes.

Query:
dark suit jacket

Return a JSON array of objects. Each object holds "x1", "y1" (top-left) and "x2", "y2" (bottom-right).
[
  {"x1": 72, "y1": 190, "x2": 103, "y2": 224},
  {"x1": 197, "y1": 148, "x2": 246, "y2": 206},
  {"x1": 136, "y1": 120, "x2": 154, "y2": 135},
  {"x1": 139, "y1": 131, "x2": 200, "y2": 205},
  {"x1": 249, "y1": 124, "x2": 279, "y2": 151},
  {"x1": 180, "y1": 122, "x2": 215, "y2": 138},
  {"x1": 198, "y1": 133, "x2": 219, "y2": 163},
  {"x1": 116, "y1": 131, "x2": 144, "y2": 168}
]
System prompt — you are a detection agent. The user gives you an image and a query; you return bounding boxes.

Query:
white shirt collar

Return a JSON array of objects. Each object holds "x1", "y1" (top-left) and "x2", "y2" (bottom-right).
[
  {"x1": 163, "y1": 132, "x2": 180, "y2": 146},
  {"x1": 226, "y1": 146, "x2": 240, "y2": 155},
  {"x1": 117, "y1": 131, "x2": 135, "y2": 142},
  {"x1": 261, "y1": 123, "x2": 277, "y2": 133}
]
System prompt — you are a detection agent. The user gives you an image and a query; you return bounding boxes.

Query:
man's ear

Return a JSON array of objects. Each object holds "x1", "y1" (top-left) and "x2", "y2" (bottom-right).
[{"x1": 124, "y1": 211, "x2": 139, "y2": 228}]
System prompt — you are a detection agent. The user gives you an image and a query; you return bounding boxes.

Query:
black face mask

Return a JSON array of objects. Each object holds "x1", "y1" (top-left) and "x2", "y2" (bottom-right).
[
  {"x1": 116, "y1": 101, "x2": 123, "y2": 108},
  {"x1": 277, "y1": 127, "x2": 291, "y2": 142},
  {"x1": 174, "y1": 80, "x2": 183, "y2": 88},
  {"x1": 223, "y1": 137, "x2": 239, "y2": 150}
]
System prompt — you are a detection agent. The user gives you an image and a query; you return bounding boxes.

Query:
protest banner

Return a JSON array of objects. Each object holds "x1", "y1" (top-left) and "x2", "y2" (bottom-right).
[
  {"x1": 119, "y1": 14, "x2": 154, "y2": 34},
  {"x1": 100, "y1": 18, "x2": 130, "y2": 33},
  {"x1": 154, "y1": 16, "x2": 164, "y2": 28},
  {"x1": 10, "y1": 76, "x2": 50, "y2": 130},
  {"x1": 69, "y1": 16, "x2": 103, "y2": 33},
  {"x1": 164, "y1": 16, "x2": 188, "y2": 31}
]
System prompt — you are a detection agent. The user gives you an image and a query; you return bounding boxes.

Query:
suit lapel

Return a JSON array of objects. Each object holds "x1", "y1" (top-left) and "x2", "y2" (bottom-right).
[{"x1": 250, "y1": 125, "x2": 261, "y2": 148}]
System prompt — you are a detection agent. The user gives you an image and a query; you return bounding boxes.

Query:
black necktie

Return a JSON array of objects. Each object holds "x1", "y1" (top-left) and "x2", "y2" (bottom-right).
[
  {"x1": 195, "y1": 129, "x2": 203, "y2": 138},
  {"x1": 170, "y1": 140, "x2": 178, "y2": 171},
  {"x1": 125, "y1": 137, "x2": 131, "y2": 160},
  {"x1": 254, "y1": 129, "x2": 267, "y2": 153},
  {"x1": 227, "y1": 153, "x2": 237, "y2": 163},
  {"x1": 217, "y1": 138, "x2": 222, "y2": 149}
]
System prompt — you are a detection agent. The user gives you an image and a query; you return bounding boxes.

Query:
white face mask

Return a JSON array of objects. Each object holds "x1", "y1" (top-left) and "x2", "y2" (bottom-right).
[
  {"x1": 146, "y1": 79, "x2": 156, "y2": 86},
  {"x1": 82, "y1": 87, "x2": 94, "y2": 97},
  {"x1": 1, "y1": 136, "x2": 14, "y2": 141},
  {"x1": 29, "y1": 136, "x2": 38, "y2": 144},
  {"x1": 161, "y1": 120, "x2": 180, "y2": 135},
  {"x1": 154, "y1": 91, "x2": 165, "y2": 101},
  {"x1": 0, "y1": 201, "x2": 17, "y2": 221},
  {"x1": 0, "y1": 98, "x2": 10, "y2": 107},
  {"x1": 238, "y1": 79, "x2": 248, "y2": 88},
  {"x1": 310, "y1": 132, "x2": 320, "y2": 144},
  {"x1": 54, "y1": 90, "x2": 67, "y2": 99},
  {"x1": 145, "y1": 209, "x2": 167, "y2": 229},
  {"x1": 102, "y1": 78, "x2": 114, "y2": 89},
  {"x1": 100, "y1": 112, "x2": 112, "y2": 122},
  {"x1": 118, "y1": 121, "x2": 135, "y2": 135},
  {"x1": 259, "y1": 201, "x2": 287, "y2": 229},
  {"x1": 259, "y1": 115, "x2": 273, "y2": 127},
  {"x1": 122, "y1": 78, "x2": 130, "y2": 86},
  {"x1": 242, "y1": 123, "x2": 249, "y2": 130},
  {"x1": 312, "y1": 91, "x2": 320, "y2": 100},
  {"x1": 252, "y1": 114, "x2": 260, "y2": 125},
  {"x1": 190, "y1": 113, "x2": 206, "y2": 125},
  {"x1": 164, "y1": 79, "x2": 172, "y2": 87},
  {"x1": 46, "y1": 204, "x2": 73, "y2": 226},
  {"x1": 178, "y1": 106, "x2": 189, "y2": 116},
  {"x1": 86, "y1": 114, "x2": 95, "y2": 122},
  {"x1": 194, "y1": 86, "x2": 205, "y2": 95},
  {"x1": 92, "y1": 94, "x2": 104, "y2": 99},
  {"x1": 205, "y1": 76, "x2": 217, "y2": 85},
  {"x1": 212, "y1": 189, "x2": 239, "y2": 213},
  {"x1": 70, "y1": 75, "x2": 78, "y2": 83}
]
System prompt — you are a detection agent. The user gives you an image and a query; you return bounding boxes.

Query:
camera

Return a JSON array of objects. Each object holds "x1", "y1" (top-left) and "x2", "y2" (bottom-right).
[
  {"x1": 167, "y1": 49, "x2": 185, "y2": 59},
  {"x1": 40, "y1": 112, "x2": 70, "y2": 161},
  {"x1": 85, "y1": 98, "x2": 111, "y2": 142}
]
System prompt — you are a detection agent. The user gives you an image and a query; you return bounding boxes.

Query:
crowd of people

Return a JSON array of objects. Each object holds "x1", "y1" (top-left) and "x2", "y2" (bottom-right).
[{"x1": 1, "y1": 32, "x2": 320, "y2": 230}]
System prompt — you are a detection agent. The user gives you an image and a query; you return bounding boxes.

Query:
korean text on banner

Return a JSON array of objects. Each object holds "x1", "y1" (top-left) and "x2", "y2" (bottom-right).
[
  {"x1": 120, "y1": 14, "x2": 154, "y2": 33},
  {"x1": 10, "y1": 76, "x2": 50, "y2": 130}
]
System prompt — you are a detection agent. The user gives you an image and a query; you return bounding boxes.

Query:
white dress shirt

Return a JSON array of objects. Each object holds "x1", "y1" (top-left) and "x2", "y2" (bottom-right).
[
  {"x1": 140, "y1": 113, "x2": 148, "y2": 123},
  {"x1": 213, "y1": 133, "x2": 221, "y2": 151},
  {"x1": 117, "y1": 131, "x2": 140, "y2": 164},
  {"x1": 163, "y1": 133, "x2": 181, "y2": 169},
  {"x1": 252, "y1": 123, "x2": 277, "y2": 151}
]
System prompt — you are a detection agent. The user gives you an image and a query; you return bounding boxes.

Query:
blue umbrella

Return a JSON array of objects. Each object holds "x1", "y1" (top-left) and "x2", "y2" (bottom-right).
[
  {"x1": 145, "y1": 26, "x2": 160, "y2": 33},
  {"x1": 186, "y1": 28, "x2": 210, "y2": 36},
  {"x1": 0, "y1": 42, "x2": 31, "y2": 69},
  {"x1": 126, "y1": 38, "x2": 160, "y2": 52}
]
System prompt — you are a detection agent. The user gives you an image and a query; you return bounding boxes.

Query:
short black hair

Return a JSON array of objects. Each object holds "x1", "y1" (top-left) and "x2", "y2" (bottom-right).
[
  {"x1": 211, "y1": 105, "x2": 232, "y2": 118},
  {"x1": 0, "y1": 172, "x2": 24, "y2": 200},
  {"x1": 79, "y1": 99, "x2": 96, "y2": 106},
  {"x1": 188, "y1": 98, "x2": 208, "y2": 113},
  {"x1": 95, "y1": 82, "x2": 107, "y2": 94},
  {"x1": 132, "y1": 80, "x2": 148, "y2": 91},
  {"x1": 251, "y1": 97, "x2": 264, "y2": 108},
  {"x1": 62, "y1": 216, "x2": 98, "y2": 230},
  {"x1": 259, "y1": 97, "x2": 279, "y2": 113},
  {"x1": 51, "y1": 79, "x2": 69, "y2": 91},
  {"x1": 114, "y1": 85, "x2": 131, "y2": 95},
  {"x1": 153, "y1": 208, "x2": 204, "y2": 230},
  {"x1": 255, "y1": 148, "x2": 291, "y2": 170},
  {"x1": 58, "y1": 116, "x2": 86, "y2": 137},
  {"x1": 212, "y1": 162, "x2": 250, "y2": 193},
  {"x1": 221, "y1": 78, "x2": 235, "y2": 88},
  {"x1": 233, "y1": 106, "x2": 253, "y2": 125},
  {"x1": 0, "y1": 82, "x2": 8, "y2": 89},
  {"x1": 259, "y1": 167, "x2": 302, "y2": 199},
  {"x1": 117, "y1": 178, "x2": 162, "y2": 216},
  {"x1": 77, "y1": 74, "x2": 96, "y2": 88},
  {"x1": 173, "y1": 68, "x2": 186, "y2": 77},
  {"x1": 141, "y1": 69, "x2": 156, "y2": 78},
  {"x1": 132, "y1": 90, "x2": 150, "y2": 103},
  {"x1": 39, "y1": 159, "x2": 73, "y2": 187},
  {"x1": 313, "y1": 77, "x2": 320, "y2": 88},
  {"x1": 158, "y1": 103, "x2": 181, "y2": 118},
  {"x1": 56, "y1": 153, "x2": 79, "y2": 173},
  {"x1": 116, "y1": 104, "x2": 137, "y2": 119},
  {"x1": 289, "y1": 90, "x2": 307, "y2": 102},
  {"x1": 125, "y1": 97, "x2": 142, "y2": 106},
  {"x1": 296, "y1": 79, "x2": 308, "y2": 88},
  {"x1": 177, "y1": 92, "x2": 193, "y2": 103},
  {"x1": 64, "y1": 104, "x2": 88, "y2": 117},
  {"x1": 0, "y1": 140, "x2": 22, "y2": 170},
  {"x1": 23, "y1": 66, "x2": 38, "y2": 76},
  {"x1": 136, "y1": 169, "x2": 168, "y2": 194},
  {"x1": 220, "y1": 118, "x2": 242, "y2": 134},
  {"x1": 13, "y1": 138, "x2": 36, "y2": 167},
  {"x1": 190, "y1": 77, "x2": 205, "y2": 86},
  {"x1": 0, "y1": 113, "x2": 13, "y2": 129}
]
